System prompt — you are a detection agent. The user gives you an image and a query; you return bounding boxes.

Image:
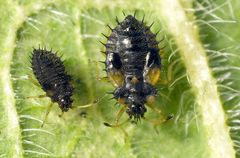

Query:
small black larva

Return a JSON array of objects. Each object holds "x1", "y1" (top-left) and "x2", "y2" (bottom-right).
[
  {"x1": 102, "y1": 13, "x2": 172, "y2": 126},
  {"x1": 31, "y1": 47, "x2": 73, "y2": 125}
]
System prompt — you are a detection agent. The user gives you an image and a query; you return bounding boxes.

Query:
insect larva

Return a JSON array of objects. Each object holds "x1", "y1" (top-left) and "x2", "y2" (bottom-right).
[
  {"x1": 102, "y1": 13, "x2": 172, "y2": 126},
  {"x1": 30, "y1": 47, "x2": 73, "y2": 126}
]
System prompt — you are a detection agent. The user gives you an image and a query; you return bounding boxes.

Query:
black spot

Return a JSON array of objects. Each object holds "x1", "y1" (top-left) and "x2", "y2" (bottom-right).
[{"x1": 112, "y1": 53, "x2": 122, "y2": 69}]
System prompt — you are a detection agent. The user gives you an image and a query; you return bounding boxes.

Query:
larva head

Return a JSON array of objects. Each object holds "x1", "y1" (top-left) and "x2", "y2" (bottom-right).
[
  {"x1": 114, "y1": 82, "x2": 157, "y2": 120},
  {"x1": 57, "y1": 95, "x2": 73, "y2": 112},
  {"x1": 125, "y1": 95, "x2": 147, "y2": 120},
  {"x1": 56, "y1": 86, "x2": 74, "y2": 112},
  {"x1": 119, "y1": 15, "x2": 142, "y2": 32}
]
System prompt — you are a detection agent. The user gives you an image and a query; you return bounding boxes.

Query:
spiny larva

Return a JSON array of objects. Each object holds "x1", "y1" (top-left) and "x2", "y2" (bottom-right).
[
  {"x1": 101, "y1": 13, "x2": 169, "y2": 122},
  {"x1": 31, "y1": 47, "x2": 73, "y2": 112}
]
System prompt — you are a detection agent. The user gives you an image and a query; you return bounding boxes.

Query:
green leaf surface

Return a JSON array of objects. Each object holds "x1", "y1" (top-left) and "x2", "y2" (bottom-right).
[{"x1": 0, "y1": 0, "x2": 239, "y2": 158}]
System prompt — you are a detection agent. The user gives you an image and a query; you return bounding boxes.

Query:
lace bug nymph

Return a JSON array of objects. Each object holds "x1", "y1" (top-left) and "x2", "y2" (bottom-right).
[
  {"x1": 31, "y1": 48, "x2": 74, "y2": 112},
  {"x1": 102, "y1": 14, "x2": 162, "y2": 121}
]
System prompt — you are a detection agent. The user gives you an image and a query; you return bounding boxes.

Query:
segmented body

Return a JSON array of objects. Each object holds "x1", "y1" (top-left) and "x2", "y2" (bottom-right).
[
  {"x1": 31, "y1": 48, "x2": 73, "y2": 112},
  {"x1": 104, "y1": 15, "x2": 161, "y2": 120}
]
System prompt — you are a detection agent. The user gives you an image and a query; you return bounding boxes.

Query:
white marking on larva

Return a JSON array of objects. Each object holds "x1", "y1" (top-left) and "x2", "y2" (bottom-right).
[
  {"x1": 145, "y1": 52, "x2": 151, "y2": 66},
  {"x1": 146, "y1": 52, "x2": 150, "y2": 61},
  {"x1": 122, "y1": 38, "x2": 132, "y2": 48},
  {"x1": 143, "y1": 52, "x2": 151, "y2": 78},
  {"x1": 108, "y1": 54, "x2": 113, "y2": 69},
  {"x1": 108, "y1": 54, "x2": 113, "y2": 61},
  {"x1": 109, "y1": 64, "x2": 113, "y2": 69},
  {"x1": 122, "y1": 38, "x2": 130, "y2": 45}
]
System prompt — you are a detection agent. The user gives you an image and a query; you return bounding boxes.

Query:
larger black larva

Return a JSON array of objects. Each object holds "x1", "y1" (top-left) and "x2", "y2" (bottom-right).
[
  {"x1": 103, "y1": 14, "x2": 162, "y2": 121},
  {"x1": 31, "y1": 48, "x2": 73, "y2": 112}
]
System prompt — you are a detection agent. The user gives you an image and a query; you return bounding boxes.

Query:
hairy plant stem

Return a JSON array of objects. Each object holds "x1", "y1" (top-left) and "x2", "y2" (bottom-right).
[
  {"x1": 0, "y1": 4, "x2": 25, "y2": 158},
  {"x1": 0, "y1": 1, "x2": 55, "y2": 157},
  {"x1": 157, "y1": 0, "x2": 235, "y2": 158}
]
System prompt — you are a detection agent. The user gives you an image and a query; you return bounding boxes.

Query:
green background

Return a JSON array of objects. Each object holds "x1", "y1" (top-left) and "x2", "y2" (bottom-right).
[{"x1": 0, "y1": 0, "x2": 239, "y2": 158}]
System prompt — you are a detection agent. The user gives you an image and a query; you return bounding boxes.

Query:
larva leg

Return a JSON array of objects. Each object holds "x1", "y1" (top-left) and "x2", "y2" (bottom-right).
[{"x1": 41, "y1": 102, "x2": 54, "y2": 127}]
